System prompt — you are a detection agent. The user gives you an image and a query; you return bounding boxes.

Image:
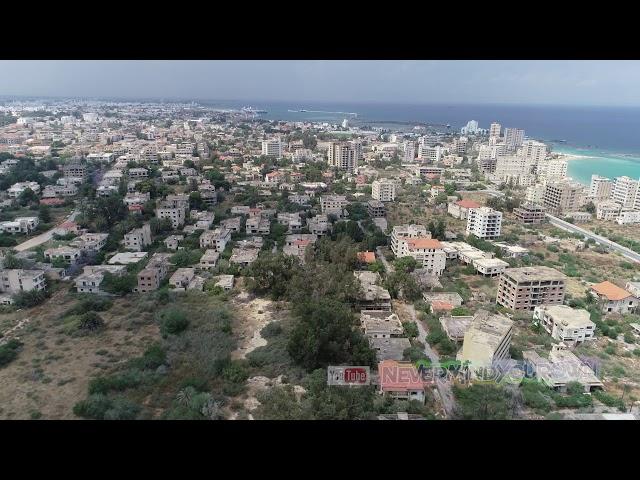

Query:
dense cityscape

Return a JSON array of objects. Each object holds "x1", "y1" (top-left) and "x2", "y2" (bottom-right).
[{"x1": 0, "y1": 96, "x2": 639, "y2": 421}]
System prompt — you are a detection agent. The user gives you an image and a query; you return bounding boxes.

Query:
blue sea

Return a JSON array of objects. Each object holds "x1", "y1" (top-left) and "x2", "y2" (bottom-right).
[{"x1": 203, "y1": 100, "x2": 640, "y2": 185}]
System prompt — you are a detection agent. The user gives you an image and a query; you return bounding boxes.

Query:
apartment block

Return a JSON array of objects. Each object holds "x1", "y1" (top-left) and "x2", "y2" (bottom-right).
[
  {"x1": 460, "y1": 311, "x2": 514, "y2": 372},
  {"x1": 371, "y1": 179, "x2": 396, "y2": 202},
  {"x1": 496, "y1": 266, "x2": 567, "y2": 311},
  {"x1": 543, "y1": 181, "x2": 585, "y2": 215},
  {"x1": 135, "y1": 253, "x2": 172, "y2": 293},
  {"x1": 466, "y1": 207, "x2": 502, "y2": 239},
  {"x1": 199, "y1": 227, "x2": 231, "y2": 252},
  {"x1": 367, "y1": 200, "x2": 386, "y2": 218},
  {"x1": 327, "y1": 141, "x2": 359, "y2": 173},
  {"x1": 513, "y1": 202, "x2": 546, "y2": 224},
  {"x1": 612, "y1": 176, "x2": 639, "y2": 208},
  {"x1": 0, "y1": 269, "x2": 46, "y2": 295},
  {"x1": 155, "y1": 203, "x2": 186, "y2": 228}
]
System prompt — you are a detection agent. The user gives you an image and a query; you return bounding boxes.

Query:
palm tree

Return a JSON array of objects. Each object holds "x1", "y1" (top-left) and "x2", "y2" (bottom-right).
[{"x1": 176, "y1": 386, "x2": 196, "y2": 406}]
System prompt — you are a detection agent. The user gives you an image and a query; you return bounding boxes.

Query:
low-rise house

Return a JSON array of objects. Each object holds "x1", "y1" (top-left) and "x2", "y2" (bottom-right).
[
  {"x1": 523, "y1": 344, "x2": 603, "y2": 393},
  {"x1": 533, "y1": 305, "x2": 595, "y2": 345},
  {"x1": 625, "y1": 281, "x2": 640, "y2": 298},
  {"x1": 169, "y1": 268, "x2": 196, "y2": 291},
  {"x1": 473, "y1": 257, "x2": 510, "y2": 277},
  {"x1": 289, "y1": 194, "x2": 311, "y2": 206},
  {"x1": 367, "y1": 200, "x2": 386, "y2": 218},
  {"x1": 123, "y1": 224, "x2": 152, "y2": 252},
  {"x1": 212, "y1": 274, "x2": 234, "y2": 291},
  {"x1": 564, "y1": 211, "x2": 592, "y2": 223},
  {"x1": 75, "y1": 265, "x2": 127, "y2": 294},
  {"x1": 200, "y1": 227, "x2": 231, "y2": 252},
  {"x1": 135, "y1": 253, "x2": 172, "y2": 293},
  {"x1": 245, "y1": 216, "x2": 271, "y2": 235},
  {"x1": 128, "y1": 167, "x2": 149, "y2": 178},
  {"x1": 378, "y1": 360, "x2": 427, "y2": 403},
  {"x1": 0, "y1": 216, "x2": 39, "y2": 234},
  {"x1": 44, "y1": 246, "x2": 81, "y2": 265},
  {"x1": 220, "y1": 217, "x2": 242, "y2": 233},
  {"x1": 229, "y1": 247, "x2": 260, "y2": 267},
  {"x1": 590, "y1": 281, "x2": 638, "y2": 314},
  {"x1": 42, "y1": 184, "x2": 78, "y2": 197},
  {"x1": 70, "y1": 233, "x2": 108, "y2": 252},
  {"x1": 190, "y1": 211, "x2": 215, "y2": 230},
  {"x1": 108, "y1": 252, "x2": 147, "y2": 265},
  {"x1": 422, "y1": 292, "x2": 464, "y2": 307},
  {"x1": 0, "y1": 268, "x2": 46, "y2": 296},
  {"x1": 199, "y1": 249, "x2": 220, "y2": 270},
  {"x1": 354, "y1": 270, "x2": 392, "y2": 311},
  {"x1": 596, "y1": 201, "x2": 621, "y2": 221},
  {"x1": 124, "y1": 192, "x2": 151, "y2": 207},
  {"x1": 7, "y1": 181, "x2": 40, "y2": 198},
  {"x1": 164, "y1": 235, "x2": 184, "y2": 250},
  {"x1": 360, "y1": 310, "x2": 403, "y2": 339},
  {"x1": 307, "y1": 214, "x2": 331, "y2": 236},
  {"x1": 447, "y1": 199, "x2": 480, "y2": 219},
  {"x1": 277, "y1": 212, "x2": 302, "y2": 232},
  {"x1": 440, "y1": 314, "x2": 475, "y2": 342}
]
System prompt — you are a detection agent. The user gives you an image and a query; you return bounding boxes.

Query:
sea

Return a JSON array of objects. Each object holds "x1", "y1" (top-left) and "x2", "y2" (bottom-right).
[{"x1": 202, "y1": 100, "x2": 640, "y2": 186}]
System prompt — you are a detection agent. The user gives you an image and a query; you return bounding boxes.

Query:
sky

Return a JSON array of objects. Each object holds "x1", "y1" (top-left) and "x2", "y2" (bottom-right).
[{"x1": 1, "y1": 60, "x2": 640, "y2": 106}]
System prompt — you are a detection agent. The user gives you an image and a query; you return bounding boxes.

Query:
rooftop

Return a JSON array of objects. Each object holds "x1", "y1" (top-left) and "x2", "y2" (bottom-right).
[
  {"x1": 503, "y1": 266, "x2": 566, "y2": 283},
  {"x1": 591, "y1": 281, "x2": 634, "y2": 301}
]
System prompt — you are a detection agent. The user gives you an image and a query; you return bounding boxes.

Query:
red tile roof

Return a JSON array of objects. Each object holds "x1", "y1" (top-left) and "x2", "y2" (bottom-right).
[
  {"x1": 591, "y1": 281, "x2": 633, "y2": 301},
  {"x1": 456, "y1": 199, "x2": 481, "y2": 209},
  {"x1": 407, "y1": 238, "x2": 443, "y2": 250},
  {"x1": 431, "y1": 301, "x2": 454, "y2": 312},
  {"x1": 357, "y1": 251, "x2": 376, "y2": 263},
  {"x1": 379, "y1": 360, "x2": 426, "y2": 392}
]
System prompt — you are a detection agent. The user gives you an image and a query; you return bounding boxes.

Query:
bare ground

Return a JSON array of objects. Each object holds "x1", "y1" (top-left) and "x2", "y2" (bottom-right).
[{"x1": 0, "y1": 290, "x2": 158, "y2": 419}]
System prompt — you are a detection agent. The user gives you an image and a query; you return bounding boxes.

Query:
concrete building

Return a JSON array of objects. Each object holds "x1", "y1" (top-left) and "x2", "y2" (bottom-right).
[
  {"x1": 307, "y1": 214, "x2": 331, "y2": 236},
  {"x1": 513, "y1": 202, "x2": 546, "y2": 224},
  {"x1": 460, "y1": 312, "x2": 514, "y2": 373},
  {"x1": 496, "y1": 266, "x2": 566, "y2": 311},
  {"x1": 533, "y1": 305, "x2": 595, "y2": 345},
  {"x1": 123, "y1": 224, "x2": 152, "y2": 252},
  {"x1": 75, "y1": 265, "x2": 127, "y2": 294},
  {"x1": 328, "y1": 141, "x2": 359, "y2": 173},
  {"x1": 0, "y1": 216, "x2": 39, "y2": 234},
  {"x1": 135, "y1": 253, "x2": 172, "y2": 293},
  {"x1": 155, "y1": 204, "x2": 185, "y2": 228},
  {"x1": 417, "y1": 144, "x2": 442, "y2": 163},
  {"x1": 590, "y1": 281, "x2": 638, "y2": 314},
  {"x1": 543, "y1": 181, "x2": 585, "y2": 215},
  {"x1": 354, "y1": 271, "x2": 392, "y2": 311},
  {"x1": 466, "y1": 207, "x2": 502, "y2": 239},
  {"x1": 261, "y1": 138, "x2": 284, "y2": 158},
  {"x1": 503, "y1": 127, "x2": 524, "y2": 151},
  {"x1": 378, "y1": 360, "x2": 426, "y2": 404},
  {"x1": 169, "y1": 268, "x2": 196, "y2": 291},
  {"x1": 44, "y1": 246, "x2": 81, "y2": 265},
  {"x1": 320, "y1": 195, "x2": 348, "y2": 215},
  {"x1": 0, "y1": 269, "x2": 46, "y2": 295},
  {"x1": 616, "y1": 210, "x2": 640, "y2": 225},
  {"x1": 612, "y1": 176, "x2": 640, "y2": 208},
  {"x1": 447, "y1": 199, "x2": 481, "y2": 220},
  {"x1": 523, "y1": 344, "x2": 603, "y2": 393},
  {"x1": 7, "y1": 181, "x2": 40, "y2": 198},
  {"x1": 596, "y1": 201, "x2": 621, "y2": 221},
  {"x1": 245, "y1": 216, "x2": 271, "y2": 235},
  {"x1": 589, "y1": 175, "x2": 613, "y2": 202},
  {"x1": 199, "y1": 227, "x2": 231, "y2": 252},
  {"x1": 367, "y1": 200, "x2": 386, "y2": 218},
  {"x1": 401, "y1": 141, "x2": 416, "y2": 163},
  {"x1": 371, "y1": 179, "x2": 396, "y2": 202}
]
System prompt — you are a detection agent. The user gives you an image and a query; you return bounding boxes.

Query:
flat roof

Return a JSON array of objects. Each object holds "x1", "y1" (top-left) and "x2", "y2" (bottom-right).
[{"x1": 503, "y1": 266, "x2": 566, "y2": 283}]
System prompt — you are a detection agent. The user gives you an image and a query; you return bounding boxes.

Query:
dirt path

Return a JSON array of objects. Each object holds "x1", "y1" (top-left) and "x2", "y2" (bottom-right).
[{"x1": 230, "y1": 292, "x2": 281, "y2": 360}]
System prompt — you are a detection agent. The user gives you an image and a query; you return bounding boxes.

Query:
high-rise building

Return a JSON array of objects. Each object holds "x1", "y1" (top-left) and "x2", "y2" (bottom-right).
[
  {"x1": 489, "y1": 122, "x2": 501, "y2": 139},
  {"x1": 466, "y1": 207, "x2": 503, "y2": 239},
  {"x1": 371, "y1": 179, "x2": 397, "y2": 202},
  {"x1": 503, "y1": 128, "x2": 525, "y2": 152},
  {"x1": 543, "y1": 181, "x2": 585, "y2": 215},
  {"x1": 611, "y1": 176, "x2": 640, "y2": 208},
  {"x1": 589, "y1": 175, "x2": 613, "y2": 202},
  {"x1": 261, "y1": 138, "x2": 283, "y2": 158},
  {"x1": 418, "y1": 144, "x2": 442, "y2": 163},
  {"x1": 537, "y1": 159, "x2": 568, "y2": 180},
  {"x1": 401, "y1": 141, "x2": 416, "y2": 163},
  {"x1": 327, "y1": 142, "x2": 358, "y2": 173},
  {"x1": 519, "y1": 140, "x2": 547, "y2": 163}
]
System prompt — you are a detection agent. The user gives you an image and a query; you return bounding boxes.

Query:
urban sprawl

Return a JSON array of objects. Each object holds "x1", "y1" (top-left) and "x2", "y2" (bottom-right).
[{"x1": 0, "y1": 101, "x2": 639, "y2": 420}]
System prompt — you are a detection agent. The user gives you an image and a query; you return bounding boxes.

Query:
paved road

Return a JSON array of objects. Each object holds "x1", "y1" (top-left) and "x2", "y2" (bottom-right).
[
  {"x1": 14, "y1": 209, "x2": 79, "y2": 252},
  {"x1": 401, "y1": 302, "x2": 457, "y2": 418},
  {"x1": 546, "y1": 214, "x2": 640, "y2": 264}
]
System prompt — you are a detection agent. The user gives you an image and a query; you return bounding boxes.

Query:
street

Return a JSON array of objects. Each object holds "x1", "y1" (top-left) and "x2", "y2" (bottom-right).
[
  {"x1": 395, "y1": 301, "x2": 457, "y2": 418},
  {"x1": 13, "y1": 209, "x2": 79, "y2": 252}
]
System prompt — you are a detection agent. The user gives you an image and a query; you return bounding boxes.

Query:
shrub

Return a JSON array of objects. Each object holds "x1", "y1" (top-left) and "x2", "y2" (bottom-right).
[
  {"x1": 157, "y1": 308, "x2": 189, "y2": 337},
  {"x1": 261, "y1": 322, "x2": 283, "y2": 338},
  {"x1": 0, "y1": 339, "x2": 22, "y2": 368},
  {"x1": 88, "y1": 369, "x2": 144, "y2": 395},
  {"x1": 128, "y1": 343, "x2": 166, "y2": 370},
  {"x1": 73, "y1": 394, "x2": 141, "y2": 420}
]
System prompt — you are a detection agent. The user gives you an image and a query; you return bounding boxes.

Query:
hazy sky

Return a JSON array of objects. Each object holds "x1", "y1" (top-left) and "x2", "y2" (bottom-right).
[{"x1": 1, "y1": 60, "x2": 640, "y2": 106}]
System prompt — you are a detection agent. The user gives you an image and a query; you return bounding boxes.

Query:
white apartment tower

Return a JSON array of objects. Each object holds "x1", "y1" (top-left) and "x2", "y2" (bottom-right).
[
  {"x1": 519, "y1": 140, "x2": 547, "y2": 163},
  {"x1": 612, "y1": 176, "x2": 640, "y2": 208},
  {"x1": 589, "y1": 175, "x2": 613, "y2": 203},
  {"x1": 371, "y1": 179, "x2": 396, "y2": 202},
  {"x1": 261, "y1": 138, "x2": 284, "y2": 158},
  {"x1": 402, "y1": 141, "x2": 416, "y2": 163},
  {"x1": 466, "y1": 207, "x2": 503, "y2": 239},
  {"x1": 503, "y1": 128, "x2": 525, "y2": 151},
  {"x1": 489, "y1": 122, "x2": 501, "y2": 139}
]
